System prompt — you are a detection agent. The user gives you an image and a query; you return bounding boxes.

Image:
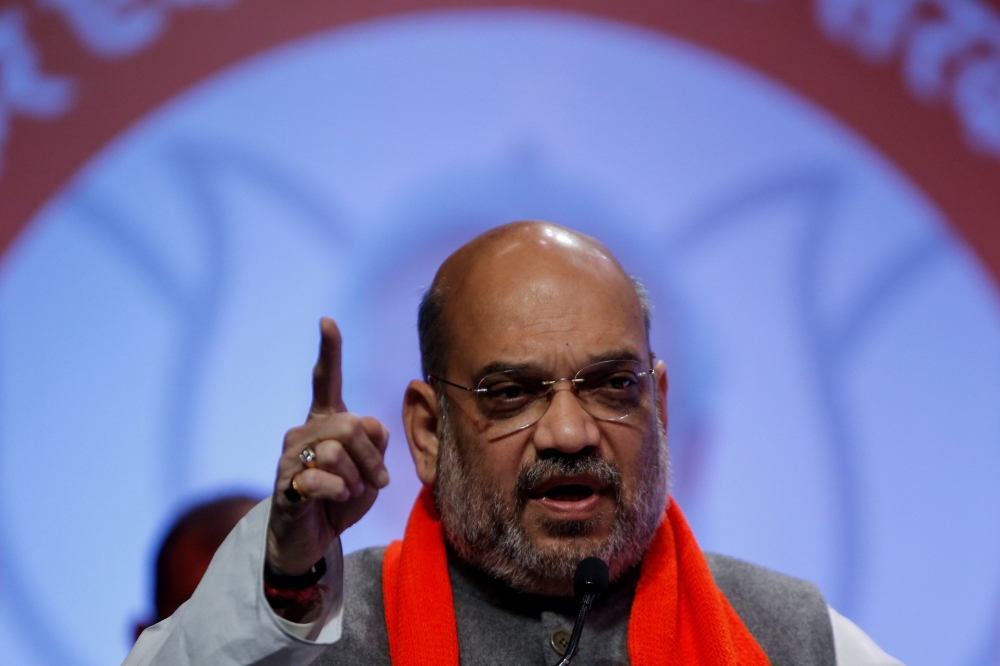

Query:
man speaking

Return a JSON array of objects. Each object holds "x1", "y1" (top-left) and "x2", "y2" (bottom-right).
[{"x1": 126, "y1": 222, "x2": 901, "y2": 665}]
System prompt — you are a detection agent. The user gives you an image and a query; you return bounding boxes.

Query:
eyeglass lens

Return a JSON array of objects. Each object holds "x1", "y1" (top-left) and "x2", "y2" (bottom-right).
[{"x1": 472, "y1": 359, "x2": 653, "y2": 438}]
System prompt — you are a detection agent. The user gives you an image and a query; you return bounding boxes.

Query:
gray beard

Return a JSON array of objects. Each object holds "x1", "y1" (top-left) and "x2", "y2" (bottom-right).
[{"x1": 434, "y1": 399, "x2": 670, "y2": 597}]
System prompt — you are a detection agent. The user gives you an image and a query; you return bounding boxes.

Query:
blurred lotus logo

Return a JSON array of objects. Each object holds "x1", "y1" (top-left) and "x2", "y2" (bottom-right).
[{"x1": 0, "y1": 7, "x2": 998, "y2": 666}]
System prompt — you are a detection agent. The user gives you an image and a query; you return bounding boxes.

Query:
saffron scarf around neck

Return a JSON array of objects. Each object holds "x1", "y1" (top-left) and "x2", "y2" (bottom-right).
[{"x1": 381, "y1": 487, "x2": 770, "y2": 666}]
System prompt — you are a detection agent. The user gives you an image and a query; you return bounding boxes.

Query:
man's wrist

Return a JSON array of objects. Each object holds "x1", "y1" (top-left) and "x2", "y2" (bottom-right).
[
  {"x1": 265, "y1": 583, "x2": 324, "y2": 623},
  {"x1": 263, "y1": 556, "x2": 327, "y2": 623},
  {"x1": 264, "y1": 556, "x2": 327, "y2": 588}
]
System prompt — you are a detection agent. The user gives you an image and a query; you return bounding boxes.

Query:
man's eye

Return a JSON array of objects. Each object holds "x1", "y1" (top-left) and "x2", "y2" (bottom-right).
[
  {"x1": 484, "y1": 382, "x2": 530, "y2": 400},
  {"x1": 597, "y1": 373, "x2": 638, "y2": 390}
]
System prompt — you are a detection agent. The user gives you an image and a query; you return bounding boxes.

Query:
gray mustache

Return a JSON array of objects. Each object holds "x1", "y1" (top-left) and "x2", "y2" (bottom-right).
[{"x1": 513, "y1": 453, "x2": 623, "y2": 509}]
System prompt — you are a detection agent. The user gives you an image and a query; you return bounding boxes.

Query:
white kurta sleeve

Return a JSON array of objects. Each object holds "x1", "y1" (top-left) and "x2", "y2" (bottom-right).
[
  {"x1": 830, "y1": 606, "x2": 903, "y2": 666},
  {"x1": 122, "y1": 498, "x2": 344, "y2": 666}
]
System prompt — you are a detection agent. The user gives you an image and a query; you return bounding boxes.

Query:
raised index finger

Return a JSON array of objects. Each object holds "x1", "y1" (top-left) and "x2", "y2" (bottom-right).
[{"x1": 309, "y1": 317, "x2": 347, "y2": 419}]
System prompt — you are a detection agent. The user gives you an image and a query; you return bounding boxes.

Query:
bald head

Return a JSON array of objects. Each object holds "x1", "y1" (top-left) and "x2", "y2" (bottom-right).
[
  {"x1": 437, "y1": 221, "x2": 618, "y2": 288},
  {"x1": 418, "y1": 221, "x2": 651, "y2": 380}
]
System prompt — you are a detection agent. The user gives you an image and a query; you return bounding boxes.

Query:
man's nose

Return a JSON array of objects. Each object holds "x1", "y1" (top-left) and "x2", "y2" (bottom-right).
[{"x1": 531, "y1": 383, "x2": 602, "y2": 453}]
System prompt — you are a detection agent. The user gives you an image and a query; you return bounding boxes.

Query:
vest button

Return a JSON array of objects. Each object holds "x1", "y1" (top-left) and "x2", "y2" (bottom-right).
[{"x1": 550, "y1": 628, "x2": 572, "y2": 656}]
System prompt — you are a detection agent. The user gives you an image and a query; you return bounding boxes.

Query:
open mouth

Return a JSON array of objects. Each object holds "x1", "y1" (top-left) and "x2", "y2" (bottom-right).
[
  {"x1": 523, "y1": 474, "x2": 609, "y2": 520},
  {"x1": 527, "y1": 475, "x2": 605, "y2": 503},
  {"x1": 539, "y1": 484, "x2": 596, "y2": 502}
]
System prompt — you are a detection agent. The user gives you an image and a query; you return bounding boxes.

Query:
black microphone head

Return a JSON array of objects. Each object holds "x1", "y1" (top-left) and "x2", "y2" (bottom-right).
[{"x1": 574, "y1": 557, "x2": 609, "y2": 597}]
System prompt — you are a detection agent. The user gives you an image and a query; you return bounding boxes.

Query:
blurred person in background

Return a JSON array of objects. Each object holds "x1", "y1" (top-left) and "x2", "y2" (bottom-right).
[{"x1": 132, "y1": 494, "x2": 261, "y2": 642}]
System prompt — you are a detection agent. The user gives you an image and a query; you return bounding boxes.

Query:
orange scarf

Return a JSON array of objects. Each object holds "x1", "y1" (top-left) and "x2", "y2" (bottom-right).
[{"x1": 382, "y1": 487, "x2": 770, "y2": 665}]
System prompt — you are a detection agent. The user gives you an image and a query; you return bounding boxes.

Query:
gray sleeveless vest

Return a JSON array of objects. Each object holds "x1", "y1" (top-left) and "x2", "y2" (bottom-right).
[{"x1": 311, "y1": 547, "x2": 835, "y2": 666}]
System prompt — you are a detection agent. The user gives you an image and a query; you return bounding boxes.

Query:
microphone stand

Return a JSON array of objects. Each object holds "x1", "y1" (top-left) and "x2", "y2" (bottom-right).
[
  {"x1": 556, "y1": 557, "x2": 609, "y2": 666},
  {"x1": 556, "y1": 589, "x2": 599, "y2": 666}
]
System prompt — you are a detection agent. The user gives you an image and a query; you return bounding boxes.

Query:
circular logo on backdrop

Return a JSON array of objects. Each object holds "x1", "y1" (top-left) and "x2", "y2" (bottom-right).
[{"x1": 1, "y1": 6, "x2": 999, "y2": 666}]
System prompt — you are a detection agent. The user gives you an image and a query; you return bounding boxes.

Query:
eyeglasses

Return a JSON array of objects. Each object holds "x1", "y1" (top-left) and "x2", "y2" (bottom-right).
[{"x1": 429, "y1": 358, "x2": 656, "y2": 440}]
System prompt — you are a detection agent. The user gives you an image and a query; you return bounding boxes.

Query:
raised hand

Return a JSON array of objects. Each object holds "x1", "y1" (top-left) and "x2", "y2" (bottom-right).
[{"x1": 265, "y1": 318, "x2": 390, "y2": 578}]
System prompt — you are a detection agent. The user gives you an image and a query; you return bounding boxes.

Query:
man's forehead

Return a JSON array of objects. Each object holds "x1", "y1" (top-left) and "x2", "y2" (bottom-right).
[{"x1": 435, "y1": 221, "x2": 647, "y2": 375}]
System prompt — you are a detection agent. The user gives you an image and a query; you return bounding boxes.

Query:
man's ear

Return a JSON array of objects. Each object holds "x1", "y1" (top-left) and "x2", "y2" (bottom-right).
[
  {"x1": 654, "y1": 359, "x2": 668, "y2": 428},
  {"x1": 403, "y1": 379, "x2": 441, "y2": 486}
]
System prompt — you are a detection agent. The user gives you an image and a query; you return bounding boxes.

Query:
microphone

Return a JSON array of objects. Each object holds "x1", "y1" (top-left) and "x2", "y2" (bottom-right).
[{"x1": 556, "y1": 557, "x2": 610, "y2": 666}]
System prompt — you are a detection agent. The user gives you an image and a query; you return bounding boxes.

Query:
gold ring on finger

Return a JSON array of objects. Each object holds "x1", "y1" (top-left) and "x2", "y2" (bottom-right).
[
  {"x1": 284, "y1": 474, "x2": 308, "y2": 504},
  {"x1": 292, "y1": 474, "x2": 308, "y2": 501}
]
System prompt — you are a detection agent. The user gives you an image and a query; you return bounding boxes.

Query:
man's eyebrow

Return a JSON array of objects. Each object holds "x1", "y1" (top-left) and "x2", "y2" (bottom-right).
[
  {"x1": 472, "y1": 349, "x2": 647, "y2": 379},
  {"x1": 473, "y1": 361, "x2": 546, "y2": 378},
  {"x1": 585, "y1": 349, "x2": 645, "y2": 365}
]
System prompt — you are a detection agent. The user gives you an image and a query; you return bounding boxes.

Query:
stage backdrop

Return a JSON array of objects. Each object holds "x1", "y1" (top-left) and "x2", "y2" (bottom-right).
[{"x1": 1, "y1": 2, "x2": 1000, "y2": 665}]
